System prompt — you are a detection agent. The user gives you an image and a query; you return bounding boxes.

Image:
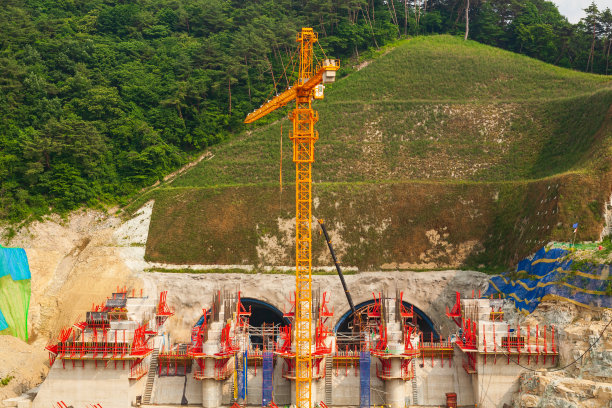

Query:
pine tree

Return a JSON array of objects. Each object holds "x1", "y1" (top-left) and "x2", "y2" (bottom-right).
[{"x1": 584, "y1": 2, "x2": 601, "y2": 72}]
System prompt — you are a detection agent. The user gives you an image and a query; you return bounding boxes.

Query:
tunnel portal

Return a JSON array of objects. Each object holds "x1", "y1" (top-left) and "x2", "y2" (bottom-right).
[{"x1": 334, "y1": 299, "x2": 439, "y2": 342}]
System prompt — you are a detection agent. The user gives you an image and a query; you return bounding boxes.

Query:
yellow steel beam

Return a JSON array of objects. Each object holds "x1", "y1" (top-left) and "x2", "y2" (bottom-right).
[{"x1": 244, "y1": 86, "x2": 297, "y2": 124}]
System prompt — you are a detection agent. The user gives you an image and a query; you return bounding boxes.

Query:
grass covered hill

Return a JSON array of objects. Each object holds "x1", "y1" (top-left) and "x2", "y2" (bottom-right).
[{"x1": 143, "y1": 36, "x2": 612, "y2": 270}]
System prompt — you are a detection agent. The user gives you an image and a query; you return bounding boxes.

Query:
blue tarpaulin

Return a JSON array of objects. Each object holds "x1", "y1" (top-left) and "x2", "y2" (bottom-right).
[
  {"x1": 486, "y1": 247, "x2": 611, "y2": 313},
  {"x1": 359, "y1": 351, "x2": 370, "y2": 408},
  {"x1": 0, "y1": 245, "x2": 31, "y2": 281},
  {"x1": 0, "y1": 245, "x2": 31, "y2": 337},
  {"x1": 238, "y1": 351, "x2": 247, "y2": 400},
  {"x1": 262, "y1": 351, "x2": 273, "y2": 406},
  {"x1": 0, "y1": 310, "x2": 7, "y2": 332}
]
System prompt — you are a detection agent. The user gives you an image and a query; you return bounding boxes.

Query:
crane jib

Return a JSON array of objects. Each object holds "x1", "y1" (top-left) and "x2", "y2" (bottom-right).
[{"x1": 244, "y1": 60, "x2": 339, "y2": 124}]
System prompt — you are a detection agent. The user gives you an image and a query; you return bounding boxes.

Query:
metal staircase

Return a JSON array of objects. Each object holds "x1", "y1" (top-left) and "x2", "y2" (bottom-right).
[
  {"x1": 143, "y1": 348, "x2": 159, "y2": 404},
  {"x1": 324, "y1": 356, "x2": 333, "y2": 405},
  {"x1": 411, "y1": 361, "x2": 418, "y2": 405}
]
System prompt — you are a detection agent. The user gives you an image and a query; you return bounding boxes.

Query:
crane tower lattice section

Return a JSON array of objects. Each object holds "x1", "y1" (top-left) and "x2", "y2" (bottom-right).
[
  {"x1": 244, "y1": 27, "x2": 339, "y2": 408},
  {"x1": 293, "y1": 27, "x2": 316, "y2": 408}
]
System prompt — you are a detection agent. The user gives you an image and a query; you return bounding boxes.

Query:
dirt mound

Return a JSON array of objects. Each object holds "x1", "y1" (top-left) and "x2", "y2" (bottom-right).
[{"x1": 0, "y1": 335, "x2": 47, "y2": 401}]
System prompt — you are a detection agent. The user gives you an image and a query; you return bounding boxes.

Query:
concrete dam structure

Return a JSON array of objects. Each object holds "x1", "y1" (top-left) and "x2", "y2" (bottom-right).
[{"x1": 32, "y1": 285, "x2": 560, "y2": 408}]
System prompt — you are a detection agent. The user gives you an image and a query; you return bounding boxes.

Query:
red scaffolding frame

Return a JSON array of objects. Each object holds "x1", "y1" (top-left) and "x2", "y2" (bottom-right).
[
  {"x1": 45, "y1": 290, "x2": 157, "y2": 370},
  {"x1": 449, "y1": 295, "x2": 559, "y2": 374},
  {"x1": 446, "y1": 292, "x2": 462, "y2": 327}
]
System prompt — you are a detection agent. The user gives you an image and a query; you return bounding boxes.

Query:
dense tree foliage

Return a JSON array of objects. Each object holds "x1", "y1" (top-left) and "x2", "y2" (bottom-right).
[
  {"x1": 0, "y1": 0, "x2": 610, "y2": 221},
  {"x1": 433, "y1": 0, "x2": 612, "y2": 73}
]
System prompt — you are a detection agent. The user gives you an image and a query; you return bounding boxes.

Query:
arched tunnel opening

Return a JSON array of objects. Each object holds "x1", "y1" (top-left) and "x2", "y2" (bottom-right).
[
  {"x1": 334, "y1": 299, "x2": 439, "y2": 344},
  {"x1": 239, "y1": 298, "x2": 290, "y2": 348},
  {"x1": 194, "y1": 298, "x2": 290, "y2": 349},
  {"x1": 240, "y1": 298, "x2": 289, "y2": 328}
]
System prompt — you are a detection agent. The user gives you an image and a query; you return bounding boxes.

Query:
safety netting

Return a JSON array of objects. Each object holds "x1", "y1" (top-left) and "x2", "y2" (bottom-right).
[
  {"x1": 359, "y1": 351, "x2": 370, "y2": 408},
  {"x1": 237, "y1": 351, "x2": 247, "y2": 400},
  {"x1": 486, "y1": 247, "x2": 612, "y2": 313},
  {"x1": 0, "y1": 244, "x2": 31, "y2": 341},
  {"x1": 262, "y1": 351, "x2": 273, "y2": 406}
]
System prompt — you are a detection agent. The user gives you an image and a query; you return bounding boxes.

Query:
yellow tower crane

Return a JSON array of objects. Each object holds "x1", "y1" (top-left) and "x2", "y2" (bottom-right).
[{"x1": 244, "y1": 28, "x2": 339, "y2": 408}]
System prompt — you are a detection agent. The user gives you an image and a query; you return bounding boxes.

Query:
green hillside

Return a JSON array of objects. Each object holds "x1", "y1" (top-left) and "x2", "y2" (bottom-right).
[
  {"x1": 2, "y1": 0, "x2": 611, "y2": 223},
  {"x1": 143, "y1": 36, "x2": 612, "y2": 270},
  {"x1": 324, "y1": 36, "x2": 610, "y2": 101}
]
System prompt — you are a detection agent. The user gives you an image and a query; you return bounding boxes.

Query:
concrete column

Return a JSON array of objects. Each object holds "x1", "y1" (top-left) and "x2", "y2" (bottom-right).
[
  {"x1": 201, "y1": 378, "x2": 222, "y2": 408},
  {"x1": 201, "y1": 322, "x2": 224, "y2": 408},
  {"x1": 385, "y1": 358, "x2": 405, "y2": 408},
  {"x1": 384, "y1": 298, "x2": 407, "y2": 408}
]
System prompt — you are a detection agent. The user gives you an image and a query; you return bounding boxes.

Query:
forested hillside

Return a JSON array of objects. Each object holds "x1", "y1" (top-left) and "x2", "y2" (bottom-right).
[{"x1": 1, "y1": 0, "x2": 611, "y2": 222}]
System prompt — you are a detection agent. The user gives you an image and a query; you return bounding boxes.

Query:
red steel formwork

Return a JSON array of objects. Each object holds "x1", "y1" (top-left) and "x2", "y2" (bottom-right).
[
  {"x1": 278, "y1": 292, "x2": 332, "y2": 380},
  {"x1": 448, "y1": 290, "x2": 559, "y2": 374},
  {"x1": 156, "y1": 291, "x2": 175, "y2": 329},
  {"x1": 45, "y1": 288, "x2": 155, "y2": 376}
]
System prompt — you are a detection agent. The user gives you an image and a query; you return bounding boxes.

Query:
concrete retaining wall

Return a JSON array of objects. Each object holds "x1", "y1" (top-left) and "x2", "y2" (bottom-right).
[
  {"x1": 474, "y1": 356, "x2": 526, "y2": 408},
  {"x1": 413, "y1": 357, "x2": 469, "y2": 406},
  {"x1": 33, "y1": 362, "x2": 130, "y2": 408},
  {"x1": 151, "y1": 375, "x2": 202, "y2": 405},
  {"x1": 33, "y1": 352, "x2": 543, "y2": 408},
  {"x1": 331, "y1": 372, "x2": 360, "y2": 406}
]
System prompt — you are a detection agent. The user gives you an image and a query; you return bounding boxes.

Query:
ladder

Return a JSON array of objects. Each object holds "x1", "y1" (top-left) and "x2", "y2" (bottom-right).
[
  {"x1": 230, "y1": 375, "x2": 236, "y2": 403},
  {"x1": 143, "y1": 348, "x2": 159, "y2": 404},
  {"x1": 411, "y1": 361, "x2": 418, "y2": 405},
  {"x1": 324, "y1": 356, "x2": 333, "y2": 405}
]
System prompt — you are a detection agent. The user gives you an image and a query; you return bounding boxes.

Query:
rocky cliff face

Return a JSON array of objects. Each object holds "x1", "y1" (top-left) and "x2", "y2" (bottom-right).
[{"x1": 513, "y1": 302, "x2": 612, "y2": 408}]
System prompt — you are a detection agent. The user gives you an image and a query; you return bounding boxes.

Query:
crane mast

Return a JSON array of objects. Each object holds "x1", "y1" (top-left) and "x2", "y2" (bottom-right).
[
  {"x1": 244, "y1": 28, "x2": 339, "y2": 408},
  {"x1": 293, "y1": 28, "x2": 316, "y2": 408}
]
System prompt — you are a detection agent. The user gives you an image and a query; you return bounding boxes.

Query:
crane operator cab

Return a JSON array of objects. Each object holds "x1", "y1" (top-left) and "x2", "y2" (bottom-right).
[
  {"x1": 314, "y1": 84, "x2": 325, "y2": 99},
  {"x1": 315, "y1": 59, "x2": 339, "y2": 99}
]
